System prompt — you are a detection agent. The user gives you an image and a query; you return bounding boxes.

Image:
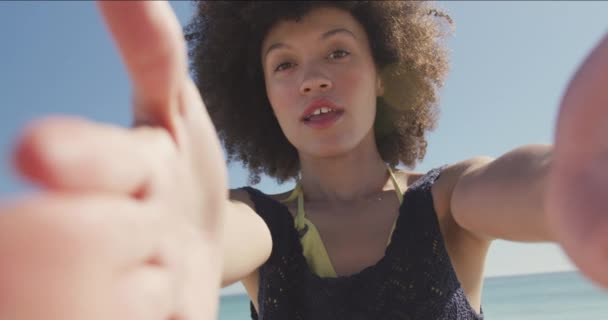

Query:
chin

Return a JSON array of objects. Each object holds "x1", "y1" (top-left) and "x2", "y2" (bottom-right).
[
  {"x1": 290, "y1": 124, "x2": 375, "y2": 160},
  {"x1": 299, "y1": 138, "x2": 361, "y2": 159}
]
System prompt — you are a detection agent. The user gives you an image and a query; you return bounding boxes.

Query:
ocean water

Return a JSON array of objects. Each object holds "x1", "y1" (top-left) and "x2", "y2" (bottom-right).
[{"x1": 217, "y1": 271, "x2": 607, "y2": 319}]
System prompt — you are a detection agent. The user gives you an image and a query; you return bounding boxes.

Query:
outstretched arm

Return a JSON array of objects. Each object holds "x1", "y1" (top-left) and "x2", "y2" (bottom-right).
[
  {"x1": 101, "y1": 0, "x2": 272, "y2": 289},
  {"x1": 450, "y1": 33, "x2": 608, "y2": 288},
  {"x1": 0, "y1": 1, "x2": 270, "y2": 319},
  {"x1": 450, "y1": 144, "x2": 553, "y2": 242}
]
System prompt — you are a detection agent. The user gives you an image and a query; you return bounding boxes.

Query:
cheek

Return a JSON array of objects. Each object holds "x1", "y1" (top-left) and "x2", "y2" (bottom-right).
[
  {"x1": 269, "y1": 91, "x2": 288, "y2": 110},
  {"x1": 266, "y1": 82, "x2": 297, "y2": 130},
  {"x1": 341, "y1": 65, "x2": 377, "y2": 97},
  {"x1": 340, "y1": 69, "x2": 378, "y2": 114},
  {"x1": 266, "y1": 77, "x2": 296, "y2": 108}
]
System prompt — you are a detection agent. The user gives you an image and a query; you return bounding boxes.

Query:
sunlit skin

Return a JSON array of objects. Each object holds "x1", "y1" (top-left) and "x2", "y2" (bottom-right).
[
  {"x1": 262, "y1": 7, "x2": 382, "y2": 159},
  {"x1": 261, "y1": 7, "x2": 391, "y2": 204},
  {"x1": 0, "y1": 1, "x2": 606, "y2": 320}
]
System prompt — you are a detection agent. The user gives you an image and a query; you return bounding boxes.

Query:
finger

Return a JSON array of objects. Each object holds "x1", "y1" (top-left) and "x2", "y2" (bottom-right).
[
  {"x1": 0, "y1": 193, "x2": 166, "y2": 274},
  {"x1": 114, "y1": 267, "x2": 175, "y2": 320},
  {"x1": 97, "y1": 0, "x2": 188, "y2": 129},
  {"x1": 97, "y1": 1, "x2": 228, "y2": 205},
  {"x1": 0, "y1": 194, "x2": 173, "y2": 320},
  {"x1": 13, "y1": 116, "x2": 175, "y2": 197}
]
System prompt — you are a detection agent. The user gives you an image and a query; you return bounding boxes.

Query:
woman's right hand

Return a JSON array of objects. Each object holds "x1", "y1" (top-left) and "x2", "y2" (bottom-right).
[{"x1": 0, "y1": 2, "x2": 227, "y2": 319}]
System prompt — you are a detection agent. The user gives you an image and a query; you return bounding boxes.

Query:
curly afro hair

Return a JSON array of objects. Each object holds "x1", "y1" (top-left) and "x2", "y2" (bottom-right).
[{"x1": 186, "y1": 1, "x2": 452, "y2": 184}]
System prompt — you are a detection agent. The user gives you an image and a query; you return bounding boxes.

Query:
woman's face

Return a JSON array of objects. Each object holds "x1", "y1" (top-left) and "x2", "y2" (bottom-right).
[{"x1": 261, "y1": 6, "x2": 383, "y2": 158}]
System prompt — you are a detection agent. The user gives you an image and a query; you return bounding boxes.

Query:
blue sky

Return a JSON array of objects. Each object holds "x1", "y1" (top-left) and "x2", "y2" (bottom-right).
[{"x1": 0, "y1": 1, "x2": 606, "y2": 288}]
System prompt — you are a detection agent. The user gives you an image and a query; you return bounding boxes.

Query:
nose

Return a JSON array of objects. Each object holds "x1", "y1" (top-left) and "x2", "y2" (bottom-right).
[{"x1": 299, "y1": 72, "x2": 332, "y2": 95}]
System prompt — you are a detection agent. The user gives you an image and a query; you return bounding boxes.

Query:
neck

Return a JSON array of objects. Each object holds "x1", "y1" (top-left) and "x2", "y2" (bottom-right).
[{"x1": 298, "y1": 133, "x2": 391, "y2": 203}]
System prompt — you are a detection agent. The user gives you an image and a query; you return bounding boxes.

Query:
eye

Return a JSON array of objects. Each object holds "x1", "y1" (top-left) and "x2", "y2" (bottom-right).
[
  {"x1": 274, "y1": 62, "x2": 294, "y2": 72},
  {"x1": 328, "y1": 49, "x2": 350, "y2": 60}
]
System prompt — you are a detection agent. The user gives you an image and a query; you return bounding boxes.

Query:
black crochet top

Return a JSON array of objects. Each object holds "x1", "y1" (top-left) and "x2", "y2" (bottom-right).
[{"x1": 242, "y1": 167, "x2": 483, "y2": 320}]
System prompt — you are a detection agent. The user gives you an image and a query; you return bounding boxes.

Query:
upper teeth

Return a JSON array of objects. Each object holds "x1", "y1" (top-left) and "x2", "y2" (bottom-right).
[{"x1": 312, "y1": 107, "x2": 335, "y2": 116}]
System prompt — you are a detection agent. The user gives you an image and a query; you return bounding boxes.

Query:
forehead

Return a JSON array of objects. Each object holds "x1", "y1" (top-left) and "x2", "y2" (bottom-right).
[{"x1": 261, "y1": 6, "x2": 366, "y2": 50}]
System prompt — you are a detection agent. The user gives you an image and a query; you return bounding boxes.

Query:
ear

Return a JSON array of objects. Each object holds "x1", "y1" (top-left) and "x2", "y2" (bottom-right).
[{"x1": 376, "y1": 76, "x2": 385, "y2": 96}]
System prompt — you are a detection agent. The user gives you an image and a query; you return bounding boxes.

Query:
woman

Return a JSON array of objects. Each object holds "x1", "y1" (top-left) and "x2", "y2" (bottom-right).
[
  {"x1": 0, "y1": 1, "x2": 606, "y2": 320},
  {"x1": 191, "y1": 2, "x2": 485, "y2": 318}
]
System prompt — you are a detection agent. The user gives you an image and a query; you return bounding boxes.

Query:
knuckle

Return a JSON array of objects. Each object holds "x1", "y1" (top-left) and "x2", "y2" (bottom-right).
[{"x1": 132, "y1": 126, "x2": 179, "y2": 171}]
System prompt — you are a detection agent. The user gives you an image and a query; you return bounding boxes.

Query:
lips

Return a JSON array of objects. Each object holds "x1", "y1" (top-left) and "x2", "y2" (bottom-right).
[
  {"x1": 301, "y1": 98, "x2": 344, "y2": 122},
  {"x1": 300, "y1": 98, "x2": 344, "y2": 129}
]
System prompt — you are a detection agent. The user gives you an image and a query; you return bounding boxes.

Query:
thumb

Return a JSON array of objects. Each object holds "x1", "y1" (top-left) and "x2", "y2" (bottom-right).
[{"x1": 97, "y1": 0, "x2": 190, "y2": 132}]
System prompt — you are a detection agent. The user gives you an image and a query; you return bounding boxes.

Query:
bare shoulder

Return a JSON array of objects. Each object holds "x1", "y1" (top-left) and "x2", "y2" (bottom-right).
[
  {"x1": 393, "y1": 166, "x2": 453, "y2": 223},
  {"x1": 428, "y1": 158, "x2": 495, "y2": 238},
  {"x1": 393, "y1": 159, "x2": 490, "y2": 190},
  {"x1": 405, "y1": 158, "x2": 495, "y2": 222},
  {"x1": 433, "y1": 157, "x2": 495, "y2": 198},
  {"x1": 429, "y1": 159, "x2": 494, "y2": 312},
  {"x1": 393, "y1": 161, "x2": 477, "y2": 197}
]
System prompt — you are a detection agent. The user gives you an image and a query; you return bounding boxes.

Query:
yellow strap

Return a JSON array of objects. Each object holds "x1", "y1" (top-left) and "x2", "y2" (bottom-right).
[
  {"x1": 299, "y1": 220, "x2": 338, "y2": 277},
  {"x1": 281, "y1": 166, "x2": 403, "y2": 277},
  {"x1": 281, "y1": 166, "x2": 402, "y2": 205},
  {"x1": 385, "y1": 166, "x2": 403, "y2": 247},
  {"x1": 281, "y1": 181, "x2": 301, "y2": 203},
  {"x1": 388, "y1": 166, "x2": 403, "y2": 204},
  {"x1": 281, "y1": 180, "x2": 337, "y2": 276},
  {"x1": 280, "y1": 182, "x2": 307, "y2": 230}
]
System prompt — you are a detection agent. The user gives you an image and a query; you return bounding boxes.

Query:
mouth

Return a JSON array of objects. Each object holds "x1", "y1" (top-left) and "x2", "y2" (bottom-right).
[{"x1": 301, "y1": 98, "x2": 345, "y2": 127}]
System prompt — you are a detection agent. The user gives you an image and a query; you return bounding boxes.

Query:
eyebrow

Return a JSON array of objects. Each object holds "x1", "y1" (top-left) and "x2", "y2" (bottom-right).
[{"x1": 263, "y1": 28, "x2": 357, "y2": 60}]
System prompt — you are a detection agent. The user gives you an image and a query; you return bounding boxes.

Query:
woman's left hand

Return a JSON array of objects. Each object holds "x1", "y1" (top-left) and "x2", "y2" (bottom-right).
[{"x1": 546, "y1": 33, "x2": 608, "y2": 288}]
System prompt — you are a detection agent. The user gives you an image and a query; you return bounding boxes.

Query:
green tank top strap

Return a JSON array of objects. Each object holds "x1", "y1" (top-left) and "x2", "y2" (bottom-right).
[
  {"x1": 281, "y1": 182, "x2": 308, "y2": 232},
  {"x1": 388, "y1": 166, "x2": 404, "y2": 204},
  {"x1": 280, "y1": 166, "x2": 404, "y2": 277}
]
